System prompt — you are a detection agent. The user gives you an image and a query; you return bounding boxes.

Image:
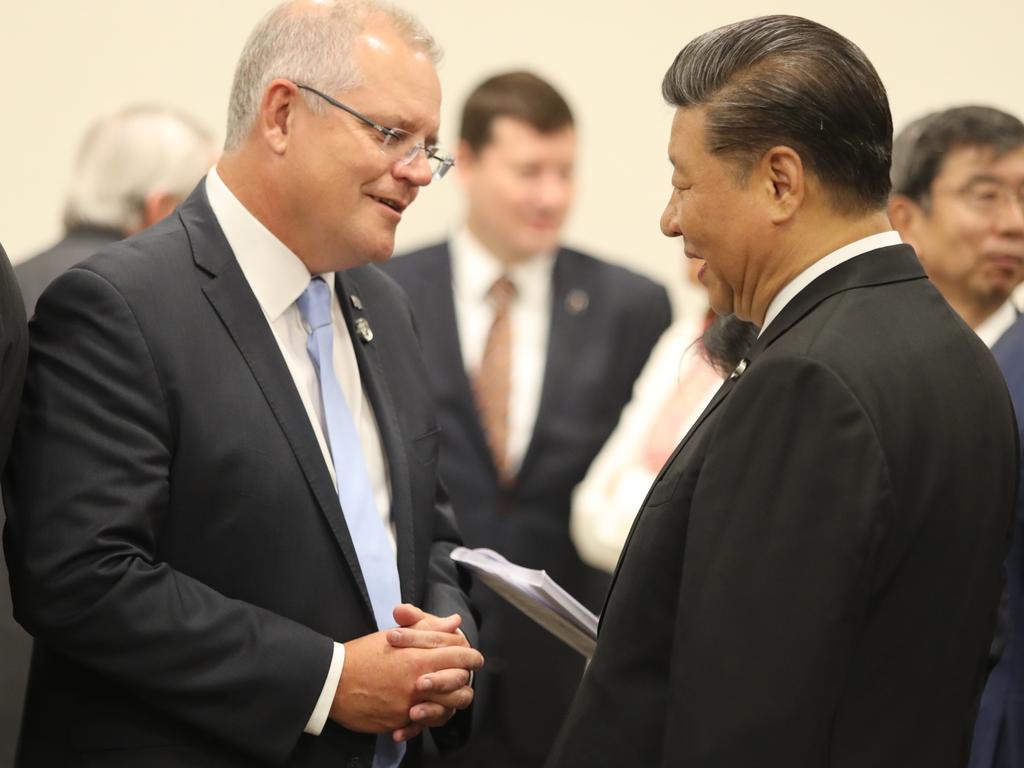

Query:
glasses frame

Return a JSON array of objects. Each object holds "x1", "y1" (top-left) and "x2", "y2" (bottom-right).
[{"x1": 295, "y1": 83, "x2": 454, "y2": 179}]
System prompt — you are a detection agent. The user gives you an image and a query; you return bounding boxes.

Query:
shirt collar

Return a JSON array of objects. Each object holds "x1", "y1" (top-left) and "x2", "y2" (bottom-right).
[
  {"x1": 451, "y1": 226, "x2": 556, "y2": 306},
  {"x1": 760, "y1": 230, "x2": 903, "y2": 335},
  {"x1": 205, "y1": 167, "x2": 328, "y2": 321},
  {"x1": 975, "y1": 299, "x2": 1019, "y2": 349}
]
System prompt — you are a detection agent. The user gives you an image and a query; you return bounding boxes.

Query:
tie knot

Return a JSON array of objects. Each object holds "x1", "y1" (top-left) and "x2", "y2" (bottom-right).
[
  {"x1": 488, "y1": 275, "x2": 517, "y2": 307},
  {"x1": 298, "y1": 277, "x2": 333, "y2": 331}
]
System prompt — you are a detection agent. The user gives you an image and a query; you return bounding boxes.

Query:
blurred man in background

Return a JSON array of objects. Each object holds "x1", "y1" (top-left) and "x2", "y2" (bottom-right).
[
  {"x1": 889, "y1": 105, "x2": 1024, "y2": 347},
  {"x1": 891, "y1": 105, "x2": 1024, "y2": 768},
  {"x1": 383, "y1": 71, "x2": 671, "y2": 767},
  {"x1": 15, "y1": 105, "x2": 216, "y2": 316}
]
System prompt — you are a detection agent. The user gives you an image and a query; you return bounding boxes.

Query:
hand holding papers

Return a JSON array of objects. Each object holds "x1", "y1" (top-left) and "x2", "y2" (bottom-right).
[{"x1": 450, "y1": 547, "x2": 598, "y2": 657}]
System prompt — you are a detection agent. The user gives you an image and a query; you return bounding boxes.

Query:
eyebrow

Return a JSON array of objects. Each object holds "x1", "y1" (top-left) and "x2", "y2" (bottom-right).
[{"x1": 964, "y1": 173, "x2": 1006, "y2": 185}]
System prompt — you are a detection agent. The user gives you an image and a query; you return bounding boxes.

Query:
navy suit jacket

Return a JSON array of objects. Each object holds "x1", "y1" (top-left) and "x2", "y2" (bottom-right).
[
  {"x1": 3, "y1": 185, "x2": 476, "y2": 767},
  {"x1": 548, "y1": 245, "x2": 1017, "y2": 768},
  {"x1": 972, "y1": 314, "x2": 1024, "y2": 768},
  {"x1": 383, "y1": 242, "x2": 671, "y2": 766}
]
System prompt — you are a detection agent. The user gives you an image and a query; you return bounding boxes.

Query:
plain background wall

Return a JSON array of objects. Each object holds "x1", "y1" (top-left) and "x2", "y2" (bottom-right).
[{"x1": 3, "y1": 0, "x2": 1023, "y2": 317}]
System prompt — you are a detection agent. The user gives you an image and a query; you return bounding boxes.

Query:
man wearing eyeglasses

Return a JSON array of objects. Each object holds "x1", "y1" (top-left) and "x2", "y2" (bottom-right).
[
  {"x1": 3, "y1": 2, "x2": 481, "y2": 767},
  {"x1": 889, "y1": 106, "x2": 1024, "y2": 347},
  {"x1": 383, "y1": 72, "x2": 672, "y2": 768},
  {"x1": 890, "y1": 108, "x2": 1024, "y2": 768}
]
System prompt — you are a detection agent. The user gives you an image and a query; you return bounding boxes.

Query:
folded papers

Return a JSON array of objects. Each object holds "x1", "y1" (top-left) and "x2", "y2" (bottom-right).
[{"x1": 450, "y1": 547, "x2": 598, "y2": 657}]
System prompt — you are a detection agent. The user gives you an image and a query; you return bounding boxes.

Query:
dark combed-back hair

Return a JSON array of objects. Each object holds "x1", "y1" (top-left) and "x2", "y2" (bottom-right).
[
  {"x1": 460, "y1": 71, "x2": 574, "y2": 152},
  {"x1": 891, "y1": 106, "x2": 1024, "y2": 204},
  {"x1": 662, "y1": 14, "x2": 893, "y2": 214}
]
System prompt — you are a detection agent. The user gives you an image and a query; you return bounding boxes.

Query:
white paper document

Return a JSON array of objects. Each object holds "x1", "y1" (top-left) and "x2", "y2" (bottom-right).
[{"x1": 450, "y1": 547, "x2": 598, "y2": 657}]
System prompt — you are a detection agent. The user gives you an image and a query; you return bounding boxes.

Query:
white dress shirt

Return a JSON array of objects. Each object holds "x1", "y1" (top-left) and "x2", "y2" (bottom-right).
[
  {"x1": 974, "y1": 299, "x2": 1019, "y2": 349},
  {"x1": 450, "y1": 227, "x2": 555, "y2": 472},
  {"x1": 760, "y1": 231, "x2": 903, "y2": 335},
  {"x1": 206, "y1": 168, "x2": 393, "y2": 736}
]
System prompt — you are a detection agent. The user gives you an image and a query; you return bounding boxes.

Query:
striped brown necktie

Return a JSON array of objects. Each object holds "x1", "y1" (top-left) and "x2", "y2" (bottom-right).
[{"x1": 473, "y1": 275, "x2": 517, "y2": 485}]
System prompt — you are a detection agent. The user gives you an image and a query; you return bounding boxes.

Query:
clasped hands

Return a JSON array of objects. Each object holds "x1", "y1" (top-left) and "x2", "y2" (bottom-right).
[{"x1": 330, "y1": 604, "x2": 483, "y2": 743}]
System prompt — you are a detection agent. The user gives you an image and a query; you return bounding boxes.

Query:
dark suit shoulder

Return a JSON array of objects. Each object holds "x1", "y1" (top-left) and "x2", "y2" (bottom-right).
[
  {"x1": 556, "y1": 245, "x2": 664, "y2": 292},
  {"x1": 380, "y1": 241, "x2": 448, "y2": 285}
]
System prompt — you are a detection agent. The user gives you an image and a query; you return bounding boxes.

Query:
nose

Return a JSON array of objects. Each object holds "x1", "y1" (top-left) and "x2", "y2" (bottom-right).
[
  {"x1": 661, "y1": 194, "x2": 681, "y2": 238},
  {"x1": 536, "y1": 171, "x2": 573, "y2": 212},
  {"x1": 393, "y1": 148, "x2": 434, "y2": 187},
  {"x1": 994, "y1": 193, "x2": 1024, "y2": 236}
]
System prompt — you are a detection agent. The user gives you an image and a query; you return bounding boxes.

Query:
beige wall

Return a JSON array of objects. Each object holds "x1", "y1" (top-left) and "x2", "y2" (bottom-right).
[{"x1": 3, "y1": 1, "x2": 1022, "y2": 318}]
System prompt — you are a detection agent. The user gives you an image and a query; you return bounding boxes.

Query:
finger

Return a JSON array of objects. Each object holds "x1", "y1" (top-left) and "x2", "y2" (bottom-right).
[
  {"x1": 392, "y1": 723, "x2": 425, "y2": 742},
  {"x1": 418, "y1": 685, "x2": 474, "y2": 711},
  {"x1": 416, "y1": 667, "x2": 471, "y2": 694},
  {"x1": 409, "y1": 702, "x2": 457, "y2": 726},
  {"x1": 394, "y1": 606, "x2": 463, "y2": 634},
  {"x1": 431, "y1": 645, "x2": 484, "y2": 672},
  {"x1": 392, "y1": 603, "x2": 426, "y2": 627},
  {"x1": 387, "y1": 628, "x2": 467, "y2": 650}
]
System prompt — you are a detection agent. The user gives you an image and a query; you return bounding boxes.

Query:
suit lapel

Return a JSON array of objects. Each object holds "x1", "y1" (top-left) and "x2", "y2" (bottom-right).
[
  {"x1": 517, "y1": 250, "x2": 592, "y2": 483},
  {"x1": 336, "y1": 269, "x2": 417, "y2": 602},
  {"x1": 597, "y1": 374, "x2": 739, "y2": 627},
  {"x1": 180, "y1": 186, "x2": 376, "y2": 617}
]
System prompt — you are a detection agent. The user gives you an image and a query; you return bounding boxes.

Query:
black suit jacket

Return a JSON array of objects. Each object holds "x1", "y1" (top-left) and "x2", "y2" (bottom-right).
[
  {"x1": 3, "y1": 185, "x2": 476, "y2": 767},
  {"x1": 382, "y1": 242, "x2": 671, "y2": 766},
  {"x1": 14, "y1": 225, "x2": 123, "y2": 317},
  {"x1": 547, "y1": 244, "x2": 1018, "y2": 768},
  {"x1": 0, "y1": 241, "x2": 28, "y2": 768}
]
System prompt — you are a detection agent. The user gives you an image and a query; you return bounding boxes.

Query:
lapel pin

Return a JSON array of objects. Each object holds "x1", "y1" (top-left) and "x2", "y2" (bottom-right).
[
  {"x1": 729, "y1": 358, "x2": 749, "y2": 380},
  {"x1": 354, "y1": 317, "x2": 374, "y2": 343},
  {"x1": 565, "y1": 288, "x2": 589, "y2": 315},
  {"x1": 350, "y1": 294, "x2": 364, "y2": 311}
]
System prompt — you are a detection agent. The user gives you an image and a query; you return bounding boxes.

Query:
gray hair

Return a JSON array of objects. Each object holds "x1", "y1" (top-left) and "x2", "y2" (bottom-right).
[
  {"x1": 224, "y1": 0, "x2": 440, "y2": 151},
  {"x1": 63, "y1": 105, "x2": 215, "y2": 233},
  {"x1": 891, "y1": 106, "x2": 1024, "y2": 204}
]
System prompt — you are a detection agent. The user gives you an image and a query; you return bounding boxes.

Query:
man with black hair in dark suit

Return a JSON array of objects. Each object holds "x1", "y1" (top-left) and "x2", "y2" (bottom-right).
[{"x1": 548, "y1": 15, "x2": 1017, "y2": 768}]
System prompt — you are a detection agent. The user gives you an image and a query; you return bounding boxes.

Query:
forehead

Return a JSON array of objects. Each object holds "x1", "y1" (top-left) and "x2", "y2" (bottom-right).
[
  {"x1": 344, "y1": 22, "x2": 441, "y2": 132},
  {"x1": 668, "y1": 107, "x2": 710, "y2": 173},
  {"x1": 481, "y1": 116, "x2": 576, "y2": 159},
  {"x1": 935, "y1": 143, "x2": 1024, "y2": 185}
]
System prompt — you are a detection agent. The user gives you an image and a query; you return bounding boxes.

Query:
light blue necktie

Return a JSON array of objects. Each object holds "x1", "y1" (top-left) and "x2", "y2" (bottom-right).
[{"x1": 298, "y1": 277, "x2": 404, "y2": 768}]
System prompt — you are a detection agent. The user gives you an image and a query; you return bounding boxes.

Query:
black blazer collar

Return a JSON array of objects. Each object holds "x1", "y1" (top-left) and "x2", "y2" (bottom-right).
[{"x1": 747, "y1": 244, "x2": 926, "y2": 361}]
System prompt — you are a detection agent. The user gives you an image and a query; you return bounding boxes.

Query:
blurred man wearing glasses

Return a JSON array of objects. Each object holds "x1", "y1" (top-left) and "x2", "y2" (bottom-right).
[
  {"x1": 384, "y1": 72, "x2": 671, "y2": 768},
  {"x1": 889, "y1": 106, "x2": 1024, "y2": 346},
  {"x1": 3, "y1": 2, "x2": 481, "y2": 766},
  {"x1": 890, "y1": 107, "x2": 1024, "y2": 768}
]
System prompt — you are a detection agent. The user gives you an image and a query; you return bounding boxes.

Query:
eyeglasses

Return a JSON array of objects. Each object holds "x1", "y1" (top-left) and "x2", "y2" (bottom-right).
[
  {"x1": 932, "y1": 180, "x2": 1024, "y2": 216},
  {"x1": 296, "y1": 83, "x2": 454, "y2": 180}
]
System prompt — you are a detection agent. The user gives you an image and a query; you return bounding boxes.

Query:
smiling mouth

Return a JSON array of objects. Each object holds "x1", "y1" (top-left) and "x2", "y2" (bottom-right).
[{"x1": 369, "y1": 195, "x2": 405, "y2": 213}]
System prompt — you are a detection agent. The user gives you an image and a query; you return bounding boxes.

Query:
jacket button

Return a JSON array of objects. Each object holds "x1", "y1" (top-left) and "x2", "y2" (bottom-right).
[{"x1": 346, "y1": 759, "x2": 363, "y2": 768}]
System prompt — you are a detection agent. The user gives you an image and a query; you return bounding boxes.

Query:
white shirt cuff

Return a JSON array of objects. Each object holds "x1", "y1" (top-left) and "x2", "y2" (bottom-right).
[{"x1": 304, "y1": 641, "x2": 346, "y2": 735}]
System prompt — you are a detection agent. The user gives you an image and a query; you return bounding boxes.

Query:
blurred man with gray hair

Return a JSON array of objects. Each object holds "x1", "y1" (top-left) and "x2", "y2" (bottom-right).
[
  {"x1": 4, "y1": 1, "x2": 480, "y2": 766},
  {"x1": 14, "y1": 105, "x2": 216, "y2": 316}
]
